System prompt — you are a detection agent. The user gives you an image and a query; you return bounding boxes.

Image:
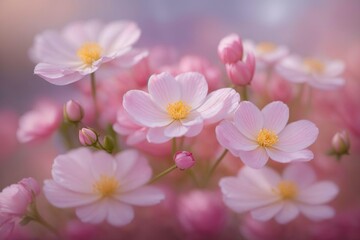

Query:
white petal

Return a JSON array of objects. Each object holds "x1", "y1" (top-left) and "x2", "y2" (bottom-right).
[
  {"x1": 238, "y1": 148, "x2": 269, "y2": 169},
  {"x1": 266, "y1": 148, "x2": 314, "y2": 163},
  {"x1": 164, "y1": 121, "x2": 189, "y2": 138},
  {"x1": 274, "y1": 201, "x2": 299, "y2": 224},
  {"x1": 297, "y1": 181, "x2": 339, "y2": 204},
  {"x1": 75, "y1": 200, "x2": 108, "y2": 224},
  {"x1": 62, "y1": 20, "x2": 103, "y2": 47},
  {"x1": 146, "y1": 126, "x2": 171, "y2": 143},
  {"x1": 123, "y1": 90, "x2": 172, "y2": 127},
  {"x1": 148, "y1": 72, "x2": 181, "y2": 110},
  {"x1": 250, "y1": 202, "x2": 284, "y2": 221},
  {"x1": 184, "y1": 122, "x2": 204, "y2": 137},
  {"x1": 298, "y1": 204, "x2": 335, "y2": 221},
  {"x1": 239, "y1": 166, "x2": 282, "y2": 190},
  {"x1": 44, "y1": 180, "x2": 98, "y2": 208},
  {"x1": 262, "y1": 101, "x2": 289, "y2": 134},
  {"x1": 106, "y1": 200, "x2": 134, "y2": 226},
  {"x1": 282, "y1": 163, "x2": 316, "y2": 188},
  {"x1": 115, "y1": 186, "x2": 164, "y2": 206},
  {"x1": 176, "y1": 72, "x2": 208, "y2": 109},
  {"x1": 276, "y1": 120, "x2": 319, "y2": 152},
  {"x1": 34, "y1": 63, "x2": 84, "y2": 85},
  {"x1": 90, "y1": 151, "x2": 117, "y2": 179},
  {"x1": 309, "y1": 77, "x2": 345, "y2": 90},
  {"x1": 234, "y1": 101, "x2": 264, "y2": 139}
]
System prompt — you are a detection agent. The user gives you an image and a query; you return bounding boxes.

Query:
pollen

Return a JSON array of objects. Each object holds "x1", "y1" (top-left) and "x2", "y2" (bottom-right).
[
  {"x1": 93, "y1": 175, "x2": 119, "y2": 198},
  {"x1": 303, "y1": 58, "x2": 325, "y2": 74},
  {"x1": 77, "y1": 42, "x2": 102, "y2": 65},
  {"x1": 277, "y1": 181, "x2": 298, "y2": 199},
  {"x1": 256, "y1": 128, "x2": 279, "y2": 147},
  {"x1": 167, "y1": 101, "x2": 191, "y2": 120},
  {"x1": 256, "y1": 42, "x2": 277, "y2": 54}
]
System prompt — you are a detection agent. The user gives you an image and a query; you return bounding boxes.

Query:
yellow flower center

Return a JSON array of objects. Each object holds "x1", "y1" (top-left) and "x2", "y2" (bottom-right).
[
  {"x1": 303, "y1": 58, "x2": 325, "y2": 74},
  {"x1": 256, "y1": 42, "x2": 277, "y2": 54},
  {"x1": 93, "y1": 175, "x2": 119, "y2": 198},
  {"x1": 277, "y1": 181, "x2": 298, "y2": 199},
  {"x1": 256, "y1": 128, "x2": 279, "y2": 147},
  {"x1": 77, "y1": 42, "x2": 102, "y2": 65},
  {"x1": 167, "y1": 101, "x2": 191, "y2": 120}
]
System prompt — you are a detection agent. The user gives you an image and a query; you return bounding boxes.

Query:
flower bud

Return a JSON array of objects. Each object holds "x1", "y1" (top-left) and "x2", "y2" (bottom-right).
[
  {"x1": 331, "y1": 131, "x2": 350, "y2": 157},
  {"x1": 64, "y1": 100, "x2": 84, "y2": 123},
  {"x1": 218, "y1": 34, "x2": 244, "y2": 64},
  {"x1": 226, "y1": 52, "x2": 256, "y2": 86},
  {"x1": 174, "y1": 151, "x2": 195, "y2": 170},
  {"x1": 19, "y1": 177, "x2": 40, "y2": 197},
  {"x1": 79, "y1": 128, "x2": 98, "y2": 146}
]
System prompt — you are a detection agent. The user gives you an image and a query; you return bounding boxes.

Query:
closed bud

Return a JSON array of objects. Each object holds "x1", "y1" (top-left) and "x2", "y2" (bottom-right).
[
  {"x1": 103, "y1": 136, "x2": 115, "y2": 153},
  {"x1": 174, "y1": 151, "x2": 195, "y2": 170},
  {"x1": 79, "y1": 128, "x2": 98, "y2": 146},
  {"x1": 64, "y1": 100, "x2": 84, "y2": 123},
  {"x1": 226, "y1": 52, "x2": 256, "y2": 86},
  {"x1": 218, "y1": 34, "x2": 244, "y2": 64},
  {"x1": 331, "y1": 131, "x2": 350, "y2": 158}
]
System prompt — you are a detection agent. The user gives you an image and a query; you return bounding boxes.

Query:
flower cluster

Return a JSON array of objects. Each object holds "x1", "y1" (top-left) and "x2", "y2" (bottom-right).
[{"x1": 2, "y1": 19, "x2": 356, "y2": 239}]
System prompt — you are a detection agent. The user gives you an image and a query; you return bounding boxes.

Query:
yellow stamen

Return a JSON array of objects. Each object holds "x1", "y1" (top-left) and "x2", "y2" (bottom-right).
[
  {"x1": 256, "y1": 128, "x2": 279, "y2": 147},
  {"x1": 256, "y1": 42, "x2": 277, "y2": 54},
  {"x1": 77, "y1": 42, "x2": 102, "y2": 65},
  {"x1": 303, "y1": 58, "x2": 325, "y2": 74},
  {"x1": 93, "y1": 175, "x2": 119, "y2": 198},
  {"x1": 277, "y1": 181, "x2": 298, "y2": 199},
  {"x1": 167, "y1": 101, "x2": 191, "y2": 120}
]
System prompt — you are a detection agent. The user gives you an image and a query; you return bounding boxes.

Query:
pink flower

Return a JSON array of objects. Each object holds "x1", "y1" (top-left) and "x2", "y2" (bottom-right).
[
  {"x1": 216, "y1": 101, "x2": 319, "y2": 168},
  {"x1": 276, "y1": 56, "x2": 345, "y2": 90},
  {"x1": 17, "y1": 101, "x2": 61, "y2": 143},
  {"x1": 0, "y1": 178, "x2": 40, "y2": 239},
  {"x1": 64, "y1": 100, "x2": 84, "y2": 123},
  {"x1": 244, "y1": 40, "x2": 289, "y2": 69},
  {"x1": 123, "y1": 72, "x2": 240, "y2": 143},
  {"x1": 43, "y1": 148, "x2": 164, "y2": 226},
  {"x1": 32, "y1": 20, "x2": 140, "y2": 85},
  {"x1": 78, "y1": 128, "x2": 98, "y2": 146},
  {"x1": 219, "y1": 163, "x2": 339, "y2": 224},
  {"x1": 174, "y1": 151, "x2": 195, "y2": 170},
  {"x1": 225, "y1": 52, "x2": 256, "y2": 86},
  {"x1": 218, "y1": 34, "x2": 244, "y2": 64}
]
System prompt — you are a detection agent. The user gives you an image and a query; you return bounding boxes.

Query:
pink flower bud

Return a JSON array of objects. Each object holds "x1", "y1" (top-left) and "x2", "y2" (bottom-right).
[
  {"x1": 226, "y1": 52, "x2": 256, "y2": 86},
  {"x1": 64, "y1": 100, "x2": 84, "y2": 123},
  {"x1": 19, "y1": 177, "x2": 40, "y2": 197},
  {"x1": 174, "y1": 151, "x2": 195, "y2": 170},
  {"x1": 79, "y1": 128, "x2": 98, "y2": 146},
  {"x1": 218, "y1": 34, "x2": 244, "y2": 64},
  {"x1": 332, "y1": 131, "x2": 350, "y2": 155}
]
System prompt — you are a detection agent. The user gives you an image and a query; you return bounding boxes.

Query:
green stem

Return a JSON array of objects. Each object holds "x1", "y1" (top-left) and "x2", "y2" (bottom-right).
[
  {"x1": 242, "y1": 85, "x2": 248, "y2": 101},
  {"x1": 172, "y1": 138, "x2": 177, "y2": 156},
  {"x1": 90, "y1": 72, "x2": 99, "y2": 121},
  {"x1": 148, "y1": 164, "x2": 177, "y2": 184},
  {"x1": 206, "y1": 149, "x2": 229, "y2": 184},
  {"x1": 59, "y1": 122, "x2": 74, "y2": 149}
]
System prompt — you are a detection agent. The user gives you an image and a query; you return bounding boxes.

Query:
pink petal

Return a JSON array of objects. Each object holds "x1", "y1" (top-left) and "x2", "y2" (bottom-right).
[
  {"x1": 297, "y1": 181, "x2": 339, "y2": 204},
  {"x1": 282, "y1": 163, "x2": 316, "y2": 188},
  {"x1": 90, "y1": 151, "x2": 117, "y2": 179},
  {"x1": 75, "y1": 200, "x2": 108, "y2": 224},
  {"x1": 274, "y1": 202, "x2": 299, "y2": 224},
  {"x1": 298, "y1": 205, "x2": 335, "y2": 221},
  {"x1": 34, "y1": 63, "x2": 84, "y2": 85},
  {"x1": 146, "y1": 126, "x2": 171, "y2": 143},
  {"x1": 184, "y1": 122, "x2": 204, "y2": 137},
  {"x1": 262, "y1": 101, "x2": 289, "y2": 134},
  {"x1": 176, "y1": 72, "x2": 208, "y2": 109},
  {"x1": 62, "y1": 20, "x2": 103, "y2": 47},
  {"x1": 309, "y1": 77, "x2": 345, "y2": 90},
  {"x1": 238, "y1": 147, "x2": 269, "y2": 169},
  {"x1": 123, "y1": 90, "x2": 171, "y2": 127},
  {"x1": 234, "y1": 101, "x2": 263, "y2": 139},
  {"x1": 239, "y1": 166, "x2": 282, "y2": 190},
  {"x1": 216, "y1": 120, "x2": 258, "y2": 151},
  {"x1": 43, "y1": 180, "x2": 98, "y2": 208},
  {"x1": 116, "y1": 186, "x2": 164, "y2": 206},
  {"x1": 164, "y1": 121, "x2": 189, "y2": 138},
  {"x1": 250, "y1": 202, "x2": 284, "y2": 221},
  {"x1": 106, "y1": 200, "x2": 134, "y2": 226},
  {"x1": 276, "y1": 120, "x2": 319, "y2": 152},
  {"x1": 148, "y1": 72, "x2": 181, "y2": 110},
  {"x1": 324, "y1": 60, "x2": 345, "y2": 76},
  {"x1": 266, "y1": 148, "x2": 314, "y2": 163},
  {"x1": 180, "y1": 111, "x2": 203, "y2": 127},
  {"x1": 0, "y1": 219, "x2": 14, "y2": 240}
]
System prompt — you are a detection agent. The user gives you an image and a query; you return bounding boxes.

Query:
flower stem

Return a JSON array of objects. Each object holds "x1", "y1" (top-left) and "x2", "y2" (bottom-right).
[
  {"x1": 90, "y1": 72, "x2": 99, "y2": 121},
  {"x1": 148, "y1": 164, "x2": 177, "y2": 184},
  {"x1": 172, "y1": 138, "x2": 177, "y2": 156},
  {"x1": 206, "y1": 149, "x2": 229, "y2": 184}
]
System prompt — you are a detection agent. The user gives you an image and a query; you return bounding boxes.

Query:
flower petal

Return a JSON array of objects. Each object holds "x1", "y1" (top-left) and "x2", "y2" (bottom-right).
[
  {"x1": 274, "y1": 201, "x2": 299, "y2": 224},
  {"x1": 262, "y1": 101, "x2": 289, "y2": 134},
  {"x1": 266, "y1": 148, "x2": 314, "y2": 163},
  {"x1": 146, "y1": 126, "x2": 171, "y2": 143},
  {"x1": 148, "y1": 72, "x2": 181, "y2": 110},
  {"x1": 116, "y1": 186, "x2": 164, "y2": 206},
  {"x1": 282, "y1": 163, "x2": 316, "y2": 188},
  {"x1": 123, "y1": 90, "x2": 171, "y2": 127},
  {"x1": 276, "y1": 120, "x2": 319, "y2": 152},
  {"x1": 298, "y1": 205, "x2": 335, "y2": 221},
  {"x1": 297, "y1": 181, "x2": 339, "y2": 204},
  {"x1": 164, "y1": 121, "x2": 189, "y2": 138},
  {"x1": 250, "y1": 202, "x2": 284, "y2": 221},
  {"x1": 75, "y1": 200, "x2": 108, "y2": 224},
  {"x1": 43, "y1": 180, "x2": 98, "y2": 208},
  {"x1": 238, "y1": 147, "x2": 269, "y2": 169},
  {"x1": 90, "y1": 151, "x2": 117, "y2": 179},
  {"x1": 106, "y1": 200, "x2": 134, "y2": 226},
  {"x1": 176, "y1": 72, "x2": 208, "y2": 109},
  {"x1": 34, "y1": 63, "x2": 84, "y2": 85},
  {"x1": 234, "y1": 101, "x2": 263, "y2": 139},
  {"x1": 184, "y1": 122, "x2": 204, "y2": 137},
  {"x1": 62, "y1": 20, "x2": 103, "y2": 47}
]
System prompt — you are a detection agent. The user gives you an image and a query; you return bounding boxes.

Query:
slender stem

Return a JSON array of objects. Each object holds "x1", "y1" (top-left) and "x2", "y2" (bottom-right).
[
  {"x1": 206, "y1": 149, "x2": 229, "y2": 183},
  {"x1": 171, "y1": 138, "x2": 177, "y2": 156},
  {"x1": 59, "y1": 122, "x2": 74, "y2": 149},
  {"x1": 148, "y1": 164, "x2": 177, "y2": 184},
  {"x1": 90, "y1": 72, "x2": 99, "y2": 120},
  {"x1": 188, "y1": 169, "x2": 200, "y2": 187},
  {"x1": 27, "y1": 201, "x2": 59, "y2": 237},
  {"x1": 242, "y1": 85, "x2": 248, "y2": 101}
]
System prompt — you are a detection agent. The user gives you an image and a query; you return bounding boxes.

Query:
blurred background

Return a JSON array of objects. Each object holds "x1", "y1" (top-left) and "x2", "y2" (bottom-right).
[{"x1": 1, "y1": 0, "x2": 359, "y2": 111}]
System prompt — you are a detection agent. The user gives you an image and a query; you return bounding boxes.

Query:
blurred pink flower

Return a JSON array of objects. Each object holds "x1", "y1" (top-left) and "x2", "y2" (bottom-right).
[
  {"x1": 216, "y1": 101, "x2": 318, "y2": 168},
  {"x1": 17, "y1": 101, "x2": 61, "y2": 143},
  {"x1": 43, "y1": 148, "x2": 164, "y2": 226},
  {"x1": 32, "y1": 20, "x2": 140, "y2": 85},
  {"x1": 0, "y1": 178, "x2": 40, "y2": 239},
  {"x1": 225, "y1": 53, "x2": 256, "y2": 86},
  {"x1": 218, "y1": 34, "x2": 244, "y2": 64},
  {"x1": 64, "y1": 100, "x2": 84, "y2": 123},
  {"x1": 123, "y1": 72, "x2": 239, "y2": 143},
  {"x1": 277, "y1": 56, "x2": 345, "y2": 90},
  {"x1": 174, "y1": 151, "x2": 195, "y2": 170},
  {"x1": 219, "y1": 163, "x2": 339, "y2": 224}
]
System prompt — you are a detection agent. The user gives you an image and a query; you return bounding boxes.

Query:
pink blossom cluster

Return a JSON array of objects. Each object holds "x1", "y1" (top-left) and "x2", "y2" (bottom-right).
[{"x1": 1, "y1": 18, "x2": 358, "y2": 240}]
